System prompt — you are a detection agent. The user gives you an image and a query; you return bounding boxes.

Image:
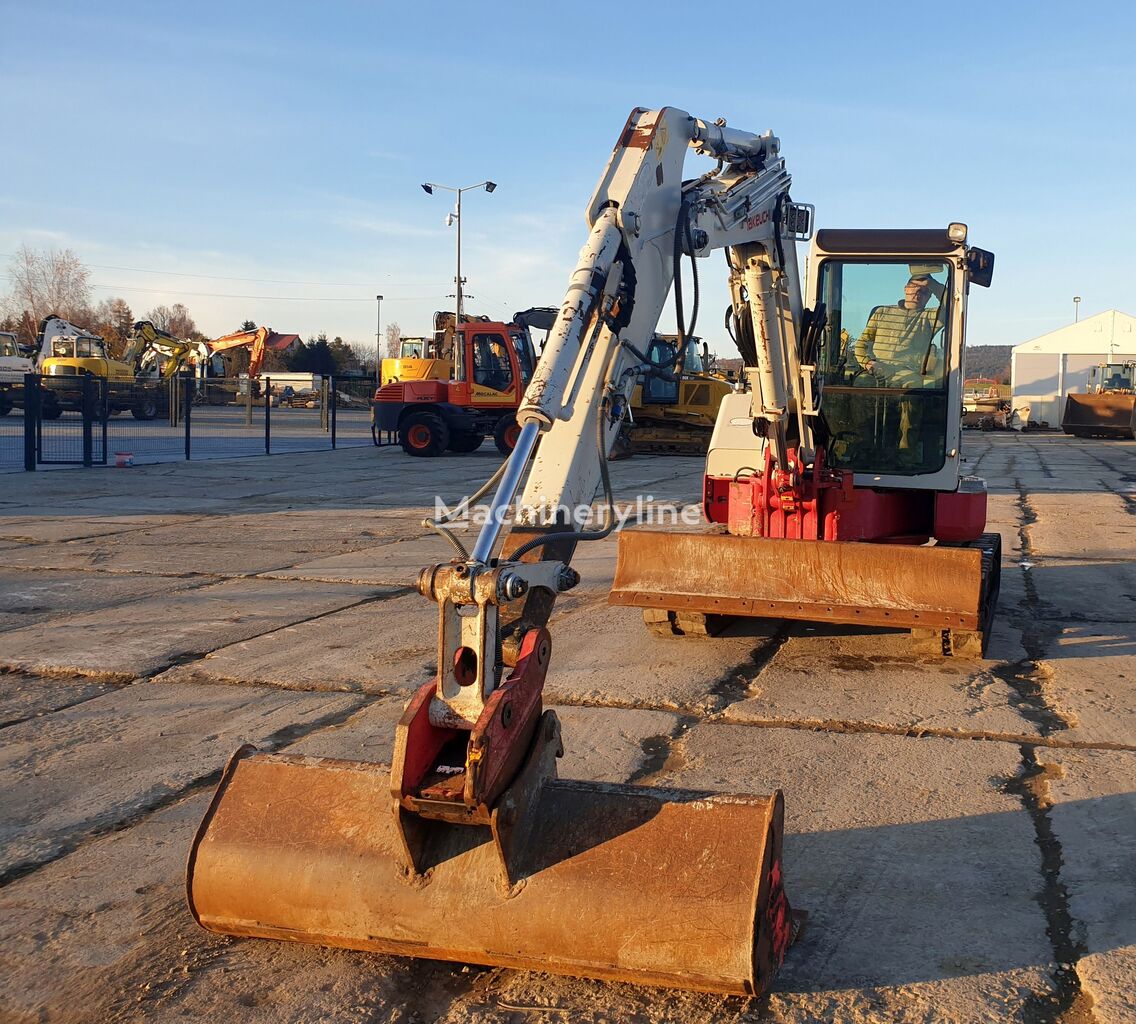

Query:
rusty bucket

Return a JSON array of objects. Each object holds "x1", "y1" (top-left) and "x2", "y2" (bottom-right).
[
  {"x1": 187, "y1": 713, "x2": 791, "y2": 997},
  {"x1": 1061, "y1": 393, "x2": 1136, "y2": 439}
]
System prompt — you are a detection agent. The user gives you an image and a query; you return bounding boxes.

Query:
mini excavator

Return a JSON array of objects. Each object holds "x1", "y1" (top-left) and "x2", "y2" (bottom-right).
[{"x1": 187, "y1": 106, "x2": 995, "y2": 996}]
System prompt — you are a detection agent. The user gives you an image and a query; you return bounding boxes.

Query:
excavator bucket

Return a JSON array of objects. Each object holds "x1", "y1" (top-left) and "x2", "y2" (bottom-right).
[
  {"x1": 610, "y1": 525, "x2": 1001, "y2": 656},
  {"x1": 1061, "y1": 393, "x2": 1136, "y2": 439},
  {"x1": 188, "y1": 712, "x2": 793, "y2": 997}
]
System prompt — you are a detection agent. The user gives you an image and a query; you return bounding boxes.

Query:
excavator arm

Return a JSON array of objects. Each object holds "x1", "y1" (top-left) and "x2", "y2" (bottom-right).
[
  {"x1": 206, "y1": 326, "x2": 271, "y2": 378},
  {"x1": 187, "y1": 108, "x2": 804, "y2": 996},
  {"x1": 123, "y1": 321, "x2": 210, "y2": 378}
]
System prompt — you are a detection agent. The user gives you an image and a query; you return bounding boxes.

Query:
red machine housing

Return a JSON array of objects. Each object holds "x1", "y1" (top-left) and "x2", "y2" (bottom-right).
[{"x1": 703, "y1": 447, "x2": 986, "y2": 545}]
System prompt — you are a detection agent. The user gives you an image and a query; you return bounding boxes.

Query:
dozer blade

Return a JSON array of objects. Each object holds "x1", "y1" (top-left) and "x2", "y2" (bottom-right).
[
  {"x1": 610, "y1": 525, "x2": 999, "y2": 648},
  {"x1": 1061, "y1": 393, "x2": 1136, "y2": 439},
  {"x1": 188, "y1": 719, "x2": 791, "y2": 997}
]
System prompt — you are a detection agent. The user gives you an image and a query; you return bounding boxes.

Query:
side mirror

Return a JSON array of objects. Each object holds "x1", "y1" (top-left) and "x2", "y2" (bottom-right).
[{"x1": 966, "y1": 247, "x2": 995, "y2": 288}]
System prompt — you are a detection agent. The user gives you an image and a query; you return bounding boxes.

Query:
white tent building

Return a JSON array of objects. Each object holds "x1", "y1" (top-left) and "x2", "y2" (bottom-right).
[{"x1": 1011, "y1": 310, "x2": 1136, "y2": 426}]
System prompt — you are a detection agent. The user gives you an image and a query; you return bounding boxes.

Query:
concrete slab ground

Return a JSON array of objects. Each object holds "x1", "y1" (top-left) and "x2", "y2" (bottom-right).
[
  {"x1": 0, "y1": 433, "x2": 1134, "y2": 1024},
  {"x1": 0, "y1": 569, "x2": 205, "y2": 631},
  {"x1": 0, "y1": 578, "x2": 399, "y2": 678}
]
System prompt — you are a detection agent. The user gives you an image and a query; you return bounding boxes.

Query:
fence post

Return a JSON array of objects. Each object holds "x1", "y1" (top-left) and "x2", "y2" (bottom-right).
[
  {"x1": 81, "y1": 373, "x2": 94, "y2": 468},
  {"x1": 23, "y1": 372, "x2": 38, "y2": 471},
  {"x1": 100, "y1": 380, "x2": 108, "y2": 464},
  {"x1": 245, "y1": 377, "x2": 253, "y2": 426},
  {"x1": 330, "y1": 375, "x2": 338, "y2": 449},
  {"x1": 320, "y1": 378, "x2": 329, "y2": 431},
  {"x1": 264, "y1": 376, "x2": 271, "y2": 454},
  {"x1": 184, "y1": 376, "x2": 192, "y2": 460}
]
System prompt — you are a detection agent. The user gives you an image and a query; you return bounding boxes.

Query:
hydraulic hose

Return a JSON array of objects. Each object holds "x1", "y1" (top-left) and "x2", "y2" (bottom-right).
[{"x1": 422, "y1": 457, "x2": 511, "y2": 560}]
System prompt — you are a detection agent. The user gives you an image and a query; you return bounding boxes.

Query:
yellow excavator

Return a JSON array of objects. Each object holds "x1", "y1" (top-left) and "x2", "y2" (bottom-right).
[
  {"x1": 380, "y1": 309, "x2": 558, "y2": 388},
  {"x1": 37, "y1": 315, "x2": 168, "y2": 419},
  {"x1": 616, "y1": 333, "x2": 734, "y2": 454},
  {"x1": 122, "y1": 320, "x2": 210, "y2": 379},
  {"x1": 187, "y1": 106, "x2": 995, "y2": 997}
]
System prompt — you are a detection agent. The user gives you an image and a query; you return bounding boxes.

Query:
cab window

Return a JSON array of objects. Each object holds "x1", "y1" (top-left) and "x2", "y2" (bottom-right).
[
  {"x1": 815, "y1": 260, "x2": 951, "y2": 475},
  {"x1": 510, "y1": 331, "x2": 536, "y2": 384},
  {"x1": 642, "y1": 336, "x2": 679, "y2": 404},
  {"x1": 471, "y1": 333, "x2": 513, "y2": 391}
]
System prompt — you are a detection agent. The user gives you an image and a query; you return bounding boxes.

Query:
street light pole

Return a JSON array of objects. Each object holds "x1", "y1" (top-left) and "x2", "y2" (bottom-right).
[
  {"x1": 420, "y1": 179, "x2": 497, "y2": 336},
  {"x1": 455, "y1": 190, "x2": 463, "y2": 327},
  {"x1": 375, "y1": 294, "x2": 383, "y2": 386},
  {"x1": 1073, "y1": 295, "x2": 1081, "y2": 323}
]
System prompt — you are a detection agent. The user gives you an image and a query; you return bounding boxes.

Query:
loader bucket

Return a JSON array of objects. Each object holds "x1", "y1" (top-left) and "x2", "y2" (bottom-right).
[
  {"x1": 610, "y1": 526, "x2": 1000, "y2": 652},
  {"x1": 1061, "y1": 393, "x2": 1136, "y2": 439},
  {"x1": 188, "y1": 718, "x2": 792, "y2": 997}
]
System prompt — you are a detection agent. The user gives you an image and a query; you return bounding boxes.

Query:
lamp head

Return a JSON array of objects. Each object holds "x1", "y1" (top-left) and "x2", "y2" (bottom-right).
[
  {"x1": 421, "y1": 183, "x2": 434, "y2": 195},
  {"x1": 485, "y1": 181, "x2": 497, "y2": 193}
]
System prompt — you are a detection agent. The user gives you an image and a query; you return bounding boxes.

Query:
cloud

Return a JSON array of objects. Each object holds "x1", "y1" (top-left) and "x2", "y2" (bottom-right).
[{"x1": 332, "y1": 216, "x2": 439, "y2": 239}]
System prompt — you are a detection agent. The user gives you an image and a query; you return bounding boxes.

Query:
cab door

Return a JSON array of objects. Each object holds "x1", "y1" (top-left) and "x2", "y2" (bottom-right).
[{"x1": 467, "y1": 330, "x2": 517, "y2": 407}]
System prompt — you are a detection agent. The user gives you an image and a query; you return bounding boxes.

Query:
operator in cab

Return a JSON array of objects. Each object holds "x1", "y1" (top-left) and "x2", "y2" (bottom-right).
[{"x1": 854, "y1": 272, "x2": 945, "y2": 388}]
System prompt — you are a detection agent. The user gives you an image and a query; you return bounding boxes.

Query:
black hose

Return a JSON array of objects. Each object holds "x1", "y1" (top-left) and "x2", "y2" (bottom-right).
[{"x1": 422, "y1": 457, "x2": 511, "y2": 559}]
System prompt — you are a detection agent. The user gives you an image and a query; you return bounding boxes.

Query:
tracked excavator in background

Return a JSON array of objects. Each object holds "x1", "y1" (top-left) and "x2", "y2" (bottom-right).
[
  {"x1": 187, "y1": 106, "x2": 996, "y2": 996},
  {"x1": 206, "y1": 324, "x2": 299, "y2": 380},
  {"x1": 122, "y1": 320, "x2": 211, "y2": 379},
  {"x1": 614, "y1": 333, "x2": 735, "y2": 455}
]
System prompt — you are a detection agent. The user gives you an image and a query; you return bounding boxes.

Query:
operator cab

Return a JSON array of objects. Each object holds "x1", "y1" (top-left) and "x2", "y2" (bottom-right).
[
  {"x1": 50, "y1": 336, "x2": 108, "y2": 360},
  {"x1": 815, "y1": 259, "x2": 951, "y2": 477},
  {"x1": 641, "y1": 335, "x2": 705, "y2": 405},
  {"x1": 465, "y1": 325, "x2": 537, "y2": 393},
  {"x1": 1096, "y1": 363, "x2": 1135, "y2": 393}
]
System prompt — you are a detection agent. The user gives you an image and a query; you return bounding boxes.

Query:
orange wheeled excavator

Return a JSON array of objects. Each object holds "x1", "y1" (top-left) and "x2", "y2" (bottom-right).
[{"x1": 187, "y1": 106, "x2": 995, "y2": 996}]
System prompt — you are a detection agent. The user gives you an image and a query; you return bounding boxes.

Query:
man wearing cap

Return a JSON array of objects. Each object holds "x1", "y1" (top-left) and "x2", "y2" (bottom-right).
[{"x1": 854, "y1": 274, "x2": 946, "y2": 388}]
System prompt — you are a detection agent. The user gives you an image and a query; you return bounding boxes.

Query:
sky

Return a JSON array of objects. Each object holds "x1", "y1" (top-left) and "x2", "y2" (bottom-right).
[{"x1": 2, "y1": 0, "x2": 1133, "y2": 356}]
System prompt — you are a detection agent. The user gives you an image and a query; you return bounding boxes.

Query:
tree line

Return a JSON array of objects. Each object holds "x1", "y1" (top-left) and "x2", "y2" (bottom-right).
[{"x1": 1, "y1": 245, "x2": 385, "y2": 377}]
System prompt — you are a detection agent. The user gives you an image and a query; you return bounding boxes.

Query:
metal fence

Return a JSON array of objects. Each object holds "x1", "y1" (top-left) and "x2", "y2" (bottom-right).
[{"x1": 0, "y1": 374, "x2": 379, "y2": 472}]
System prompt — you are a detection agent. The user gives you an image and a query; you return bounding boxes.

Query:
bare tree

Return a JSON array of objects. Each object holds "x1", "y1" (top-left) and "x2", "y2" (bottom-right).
[
  {"x1": 384, "y1": 322, "x2": 402, "y2": 359},
  {"x1": 145, "y1": 302, "x2": 196, "y2": 339},
  {"x1": 91, "y1": 297, "x2": 134, "y2": 358},
  {"x1": 3, "y1": 245, "x2": 93, "y2": 328},
  {"x1": 347, "y1": 340, "x2": 378, "y2": 377}
]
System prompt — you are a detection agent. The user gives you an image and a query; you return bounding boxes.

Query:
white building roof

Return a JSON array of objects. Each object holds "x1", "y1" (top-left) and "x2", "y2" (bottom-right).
[{"x1": 1012, "y1": 309, "x2": 1136, "y2": 355}]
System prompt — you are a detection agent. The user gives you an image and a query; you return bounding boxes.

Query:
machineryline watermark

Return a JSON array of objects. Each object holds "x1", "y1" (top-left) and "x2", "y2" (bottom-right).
[{"x1": 433, "y1": 494, "x2": 705, "y2": 531}]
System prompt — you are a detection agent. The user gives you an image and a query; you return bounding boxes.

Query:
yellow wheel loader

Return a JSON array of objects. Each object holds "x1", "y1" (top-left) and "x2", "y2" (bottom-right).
[{"x1": 1061, "y1": 361, "x2": 1136, "y2": 439}]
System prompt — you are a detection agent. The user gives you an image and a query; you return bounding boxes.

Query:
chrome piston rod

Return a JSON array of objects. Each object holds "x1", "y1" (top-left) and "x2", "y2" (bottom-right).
[{"x1": 470, "y1": 420, "x2": 542, "y2": 565}]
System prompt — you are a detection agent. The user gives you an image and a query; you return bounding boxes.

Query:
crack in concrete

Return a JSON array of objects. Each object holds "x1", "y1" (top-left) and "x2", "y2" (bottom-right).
[
  {"x1": 1079, "y1": 449, "x2": 1136, "y2": 517},
  {"x1": 626, "y1": 714, "x2": 697, "y2": 785},
  {"x1": 993, "y1": 477, "x2": 1096, "y2": 1023},
  {"x1": 0, "y1": 683, "x2": 128, "y2": 730},
  {"x1": 1002, "y1": 749, "x2": 1098, "y2": 1024},
  {"x1": 696, "y1": 715, "x2": 1136, "y2": 751},
  {"x1": 708, "y1": 625, "x2": 790, "y2": 711},
  {"x1": 0, "y1": 586, "x2": 413, "y2": 682}
]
